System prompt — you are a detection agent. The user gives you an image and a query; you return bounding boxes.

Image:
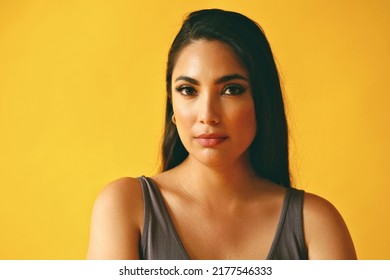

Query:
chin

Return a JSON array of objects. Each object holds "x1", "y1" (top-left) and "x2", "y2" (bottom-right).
[{"x1": 190, "y1": 149, "x2": 247, "y2": 169}]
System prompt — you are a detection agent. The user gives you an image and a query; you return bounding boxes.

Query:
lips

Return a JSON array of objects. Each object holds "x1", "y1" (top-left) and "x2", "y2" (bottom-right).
[{"x1": 195, "y1": 133, "x2": 228, "y2": 147}]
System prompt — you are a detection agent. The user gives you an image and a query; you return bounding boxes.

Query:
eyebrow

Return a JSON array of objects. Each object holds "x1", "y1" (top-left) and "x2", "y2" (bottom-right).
[{"x1": 174, "y1": 74, "x2": 249, "y2": 85}]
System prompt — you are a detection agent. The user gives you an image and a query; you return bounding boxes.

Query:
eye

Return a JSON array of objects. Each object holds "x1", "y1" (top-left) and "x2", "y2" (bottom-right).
[
  {"x1": 175, "y1": 85, "x2": 197, "y2": 96},
  {"x1": 222, "y1": 85, "x2": 245, "y2": 96}
]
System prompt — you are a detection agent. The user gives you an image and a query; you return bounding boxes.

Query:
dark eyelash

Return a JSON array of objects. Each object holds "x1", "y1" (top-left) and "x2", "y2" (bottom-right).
[
  {"x1": 223, "y1": 85, "x2": 245, "y2": 95},
  {"x1": 175, "y1": 85, "x2": 196, "y2": 96}
]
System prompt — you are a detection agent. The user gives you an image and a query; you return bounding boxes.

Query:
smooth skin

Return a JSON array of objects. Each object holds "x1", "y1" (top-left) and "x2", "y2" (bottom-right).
[{"x1": 87, "y1": 40, "x2": 357, "y2": 260}]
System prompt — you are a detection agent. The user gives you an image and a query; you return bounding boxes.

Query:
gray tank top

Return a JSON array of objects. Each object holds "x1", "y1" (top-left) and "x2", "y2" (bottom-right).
[{"x1": 138, "y1": 176, "x2": 308, "y2": 260}]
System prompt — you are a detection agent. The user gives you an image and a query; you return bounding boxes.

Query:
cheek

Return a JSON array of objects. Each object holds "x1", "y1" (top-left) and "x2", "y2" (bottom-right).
[
  {"x1": 174, "y1": 104, "x2": 190, "y2": 120},
  {"x1": 172, "y1": 100, "x2": 195, "y2": 136},
  {"x1": 230, "y1": 102, "x2": 257, "y2": 137}
]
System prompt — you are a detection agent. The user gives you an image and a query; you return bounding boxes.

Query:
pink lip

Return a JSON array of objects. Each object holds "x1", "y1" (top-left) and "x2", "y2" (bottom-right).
[{"x1": 195, "y1": 133, "x2": 227, "y2": 147}]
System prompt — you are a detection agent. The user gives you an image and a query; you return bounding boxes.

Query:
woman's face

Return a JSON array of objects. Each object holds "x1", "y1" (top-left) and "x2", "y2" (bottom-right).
[{"x1": 171, "y1": 39, "x2": 257, "y2": 168}]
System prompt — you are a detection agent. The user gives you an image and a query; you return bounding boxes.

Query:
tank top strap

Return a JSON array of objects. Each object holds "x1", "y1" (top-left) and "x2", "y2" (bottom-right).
[
  {"x1": 138, "y1": 176, "x2": 189, "y2": 260},
  {"x1": 267, "y1": 188, "x2": 308, "y2": 260}
]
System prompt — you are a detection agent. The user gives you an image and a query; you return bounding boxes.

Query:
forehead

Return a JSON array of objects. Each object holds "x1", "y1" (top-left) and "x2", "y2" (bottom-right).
[{"x1": 172, "y1": 40, "x2": 248, "y2": 80}]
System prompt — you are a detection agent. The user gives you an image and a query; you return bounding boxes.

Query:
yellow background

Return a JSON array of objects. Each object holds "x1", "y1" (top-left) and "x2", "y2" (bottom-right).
[{"x1": 1, "y1": 0, "x2": 389, "y2": 259}]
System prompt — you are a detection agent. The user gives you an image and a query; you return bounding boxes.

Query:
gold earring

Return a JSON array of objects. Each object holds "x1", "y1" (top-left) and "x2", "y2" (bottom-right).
[{"x1": 171, "y1": 114, "x2": 176, "y2": 125}]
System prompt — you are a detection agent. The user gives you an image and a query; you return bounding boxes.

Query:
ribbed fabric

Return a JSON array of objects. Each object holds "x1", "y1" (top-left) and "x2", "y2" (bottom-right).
[{"x1": 138, "y1": 176, "x2": 308, "y2": 260}]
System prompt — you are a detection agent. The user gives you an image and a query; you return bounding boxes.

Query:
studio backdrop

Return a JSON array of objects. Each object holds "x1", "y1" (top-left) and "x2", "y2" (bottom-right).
[{"x1": 0, "y1": 0, "x2": 389, "y2": 259}]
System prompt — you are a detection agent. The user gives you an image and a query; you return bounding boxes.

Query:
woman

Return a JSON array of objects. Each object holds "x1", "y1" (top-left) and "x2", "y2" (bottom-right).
[{"x1": 87, "y1": 9, "x2": 357, "y2": 260}]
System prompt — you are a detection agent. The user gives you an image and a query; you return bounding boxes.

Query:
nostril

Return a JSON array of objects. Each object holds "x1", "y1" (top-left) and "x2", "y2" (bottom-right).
[{"x1": 199, "y1": 117, "x2": 220, "y2": 125}]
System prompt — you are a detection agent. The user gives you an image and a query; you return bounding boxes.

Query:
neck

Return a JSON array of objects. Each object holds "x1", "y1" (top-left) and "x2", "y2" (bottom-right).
[{"x1": 173, "y1": 155, "x2": 261, "y2": 206}]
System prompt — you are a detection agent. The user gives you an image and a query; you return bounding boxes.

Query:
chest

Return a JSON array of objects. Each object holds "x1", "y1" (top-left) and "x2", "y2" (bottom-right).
[
  {"x1": 139, "y1": 177, "x2": 306, "y2": 260},
  {"x1": 164, "y1": 198, "x2": 283, "y2": 259}
]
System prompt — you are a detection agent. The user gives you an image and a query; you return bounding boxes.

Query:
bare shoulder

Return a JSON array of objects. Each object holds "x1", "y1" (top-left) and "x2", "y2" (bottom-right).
[
  {"x1": 303, "y1": 192, "x2": 357, "y2": 259},
  {"x1": 87, "y1": 177, "x2": 143, "y2": 259},
  {"x1": 95, "y1": 177, "x2": 143, "y2": 212}
]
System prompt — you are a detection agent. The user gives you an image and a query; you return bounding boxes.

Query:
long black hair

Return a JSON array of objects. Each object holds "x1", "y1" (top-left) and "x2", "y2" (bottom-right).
[{"x1": 161, "y1": 9, "x2": 291, "y2": 188}]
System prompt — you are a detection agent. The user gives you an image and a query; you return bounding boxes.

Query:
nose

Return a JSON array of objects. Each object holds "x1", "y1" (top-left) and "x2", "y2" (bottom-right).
[{"x1": 197, "y1": 92, "x2": 221, "y2": 125}]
